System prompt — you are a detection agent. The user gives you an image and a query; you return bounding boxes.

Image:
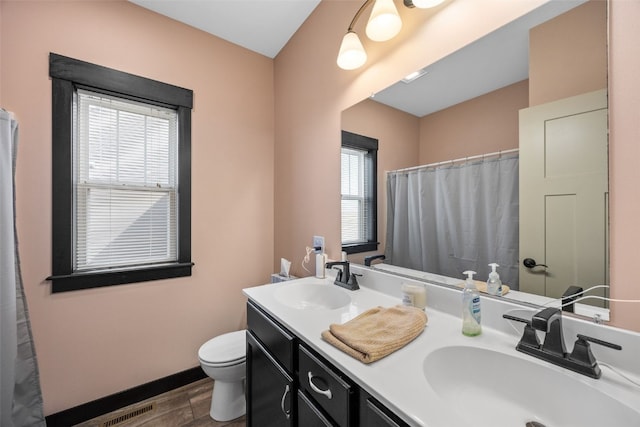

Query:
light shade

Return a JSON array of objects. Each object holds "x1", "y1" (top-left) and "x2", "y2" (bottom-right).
[
  {"x1": 366, "y1": 0, "x2": 402, "y2": 42},
  {"x1": 337, "y1": 31, "x2": 367, "y2": 70},
  {"x1": 411, "y1": 0, "x2": 446, "y2": 8}
]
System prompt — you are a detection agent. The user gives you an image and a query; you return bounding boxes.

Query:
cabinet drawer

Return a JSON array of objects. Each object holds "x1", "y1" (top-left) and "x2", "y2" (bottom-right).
[
  {"x1": 298, "y1": 345, "x2": 353, "y2": 427},
  {"x1": 247, "y1": 301, "x2": 296, "y2": 373}
]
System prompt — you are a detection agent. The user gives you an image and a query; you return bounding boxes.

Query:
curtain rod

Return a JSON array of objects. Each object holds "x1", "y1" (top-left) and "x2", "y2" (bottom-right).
[{"x1": 388, "y1": 148, "x2": 519, "y2": 175}]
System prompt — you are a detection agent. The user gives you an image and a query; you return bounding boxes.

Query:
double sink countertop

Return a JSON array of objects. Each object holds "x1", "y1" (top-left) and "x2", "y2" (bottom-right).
[{"x1": 243, "y1": 266, "x2": 640, "y2": 427}]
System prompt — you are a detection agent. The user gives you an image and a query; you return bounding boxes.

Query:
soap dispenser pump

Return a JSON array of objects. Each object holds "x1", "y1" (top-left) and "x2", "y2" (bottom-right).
[
  {"x1": 462, "y1": 270, "x2": 482, "y2": 336},
  {"x1": 486, "y1": 263, "x2": 503, "y2": 296}
]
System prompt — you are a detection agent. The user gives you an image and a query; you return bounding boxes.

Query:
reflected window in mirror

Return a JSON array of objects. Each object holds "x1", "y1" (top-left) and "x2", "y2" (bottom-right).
[{"x1": 341, "y1": 131, "x2": 378, "y2": 254}]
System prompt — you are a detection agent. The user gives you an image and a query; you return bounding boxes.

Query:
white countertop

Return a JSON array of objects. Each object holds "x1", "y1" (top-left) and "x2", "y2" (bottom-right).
[{"x1": 243, "y1": 272, "x2": 640, "y2": 427}]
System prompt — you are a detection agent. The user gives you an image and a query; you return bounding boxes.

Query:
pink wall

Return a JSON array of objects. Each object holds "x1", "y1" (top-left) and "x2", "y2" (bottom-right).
[
  {"x1": 419, "y1": 80, "x2": 528, "y2": 164},
  {"x1": 529, "y1": 0, "x2": 608, "y2": 106},
  {"x1": 342, "y1": 99, "x2": 420, "y2": 264},
  {"x1": 0, "y1": 0, "x2": 274, "y2": 415},
  {"x1": 608, "y1": 0, "x2": 640, "y2": 329},
  {"x1": 275, "y1": 0, "x2": 640, "y2": 332}
]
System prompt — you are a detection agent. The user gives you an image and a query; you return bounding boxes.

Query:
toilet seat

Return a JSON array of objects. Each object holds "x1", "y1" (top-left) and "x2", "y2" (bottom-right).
[{"x1": 198, "y1": 330, "x2": 246, "y2": 366}]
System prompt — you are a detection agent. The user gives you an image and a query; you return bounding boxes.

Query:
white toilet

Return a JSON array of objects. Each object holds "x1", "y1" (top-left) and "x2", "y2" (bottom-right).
[{"x1": 198, "y1": 330, "x2": 247, "y2": 421}]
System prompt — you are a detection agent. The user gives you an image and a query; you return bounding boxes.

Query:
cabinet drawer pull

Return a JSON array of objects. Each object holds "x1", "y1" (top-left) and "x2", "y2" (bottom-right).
[
  {"x1": 307, "y1": 371, "x2": 332, "y2": 399},
  {"x1": 280, "y1": 384, "x2": 291, "y2": 419}
]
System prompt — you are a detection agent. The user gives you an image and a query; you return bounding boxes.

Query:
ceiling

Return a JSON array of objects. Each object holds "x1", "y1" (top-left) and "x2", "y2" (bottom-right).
[
  {"x1": 128, "y1": 0, "x2": 322, "y2": 59},
  {"x1": 129, "y1": 0, "x2": 584, "y2": 117}
]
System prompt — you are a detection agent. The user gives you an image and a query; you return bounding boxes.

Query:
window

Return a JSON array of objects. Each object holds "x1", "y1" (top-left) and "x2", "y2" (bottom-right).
[
  {"x1": 341, "y1": 131, "x2": 378, "y2": 254},
  {"x1": 48, "y1": 53, "x2": 193, "y2": 292}
]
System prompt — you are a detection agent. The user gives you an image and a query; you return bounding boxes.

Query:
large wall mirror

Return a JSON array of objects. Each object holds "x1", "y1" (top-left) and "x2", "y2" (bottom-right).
[{"x1": 342, "y1": 0, "x2": 609, "y2": 318}]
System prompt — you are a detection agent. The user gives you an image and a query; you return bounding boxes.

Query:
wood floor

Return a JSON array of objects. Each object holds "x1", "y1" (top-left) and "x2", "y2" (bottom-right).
[{"x1": 74, "y1": 378, "x2": 246, "y2": 427}]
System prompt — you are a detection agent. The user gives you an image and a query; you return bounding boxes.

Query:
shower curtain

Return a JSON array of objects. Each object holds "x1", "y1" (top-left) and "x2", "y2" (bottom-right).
[
  {"x1": 0, "y1": 110, "x2": 46, "y2": 426},
  {"x1": 385, "y1": 155, "x2": 519, "y2": 289}
]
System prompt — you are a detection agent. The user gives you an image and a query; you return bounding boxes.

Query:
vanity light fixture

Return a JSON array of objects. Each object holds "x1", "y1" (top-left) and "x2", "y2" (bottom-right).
[
  {"x1": 337, "y1": 0, "x2": 445, "y2": 70},
  {"x1": 337, "y1": 30, "x2": 368, "y2": 70},
  {"x1": 366, "y1": 0, "x2": 403, "y2": 42}
]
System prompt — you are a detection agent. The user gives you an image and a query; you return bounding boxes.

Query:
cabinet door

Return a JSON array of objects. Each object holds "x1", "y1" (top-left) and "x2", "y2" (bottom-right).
[
  {"x1": 247, "y1": 332, "x2": 294, "y2": 427},
  {"x1": 298, "y1": 390, "x2": 335, "y2": 427},
  {"x1": 360, "y1": 391, "x2": 409, "y2": 427}
]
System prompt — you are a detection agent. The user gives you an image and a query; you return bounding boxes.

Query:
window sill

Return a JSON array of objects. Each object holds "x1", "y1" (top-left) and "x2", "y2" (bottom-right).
[
  {"x1": 47, "y1": 262, "x2": 194, "y2": 293},
  {"x1": 342, "y1": 242, "x2": 379, "y2": 255}
]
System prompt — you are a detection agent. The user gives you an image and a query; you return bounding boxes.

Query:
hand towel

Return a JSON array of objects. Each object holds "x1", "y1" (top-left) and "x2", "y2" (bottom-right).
[{"x1": 321, "y1": 305, "x2": 427, "y2": 364}]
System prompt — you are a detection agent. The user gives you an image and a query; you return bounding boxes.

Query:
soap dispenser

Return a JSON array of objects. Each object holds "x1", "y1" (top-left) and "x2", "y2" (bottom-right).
[
  {"x1": 486, "y1": 263, "x2": 503, "y2": 296},
  {"x1": 462, "y1": 270, "x2": 482, "y2": 336}
]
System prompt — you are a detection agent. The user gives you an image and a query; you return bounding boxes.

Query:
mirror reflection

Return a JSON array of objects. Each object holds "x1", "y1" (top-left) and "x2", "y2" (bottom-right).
[{"x1": 341, "y1": 0, "x2": 609, "y2": 315}]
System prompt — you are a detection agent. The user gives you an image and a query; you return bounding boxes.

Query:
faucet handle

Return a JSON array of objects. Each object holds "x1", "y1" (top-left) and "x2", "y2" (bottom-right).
[
  {"x1": 575, "y1": 334, "x2": 622, "y2": 351},
  {"x1": 503, "y1": 313, "x2": 530, "y2": 325},
  {"x1": 568, "y1": 335, "x2": 622, "y2": 379},
  {"x1": 348, "y1": 272, "x2": 362, "y2": 289},
  {"x1": 503, "y1": 314, "x2": 541, "y2": 349}
]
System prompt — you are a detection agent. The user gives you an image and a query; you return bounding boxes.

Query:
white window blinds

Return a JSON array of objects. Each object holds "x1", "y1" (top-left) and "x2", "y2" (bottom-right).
[
  {"x1": 341, "y1": 147, "x2": 367, "y2": 243},
  {"x1": 73, "y1": 89, "x2": 178, "y2": 271}
]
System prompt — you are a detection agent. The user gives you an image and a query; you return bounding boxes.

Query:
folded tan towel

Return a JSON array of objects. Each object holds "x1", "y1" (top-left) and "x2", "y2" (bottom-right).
[
  {"x1": 456, "y1": 280, "x2": 511, "y2": 296},
  {"x1": 321, "y1": 305, "x2": 427, "y2": 364}
]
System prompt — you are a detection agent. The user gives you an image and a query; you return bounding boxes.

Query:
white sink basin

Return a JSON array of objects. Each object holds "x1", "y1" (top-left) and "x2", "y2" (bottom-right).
[
  {"x1": 274, "y1": 283, "x2": 351, "y2": 310},
  {"x1": 424, "y1": 346, "x2": 640, "y2": 427}
]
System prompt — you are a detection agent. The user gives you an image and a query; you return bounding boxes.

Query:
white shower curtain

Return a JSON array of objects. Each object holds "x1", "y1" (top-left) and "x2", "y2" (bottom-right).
[
  {"x1": 385, "y1": 155, "x2": 519, "y2": 288},
  {"x1": 0, "y1": 110, "x2": 45, "y2": 426}
]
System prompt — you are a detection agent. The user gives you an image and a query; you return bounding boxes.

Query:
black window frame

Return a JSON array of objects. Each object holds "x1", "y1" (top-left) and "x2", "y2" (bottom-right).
[
  {"x1": 48, "y1": 53, "x2": 193, "y2": 293},
  {"x1": 341, "y1": 130, "x2": 379, "y2": 254}
]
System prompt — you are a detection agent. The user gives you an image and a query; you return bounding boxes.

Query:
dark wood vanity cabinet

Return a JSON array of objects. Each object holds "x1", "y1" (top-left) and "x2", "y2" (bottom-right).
[
  {"x1": 247, "y1": 301, "x2": 296, "y2": 427},
  {"x1": 246, "y1": 300, "x2": 409, "y2": 427}
]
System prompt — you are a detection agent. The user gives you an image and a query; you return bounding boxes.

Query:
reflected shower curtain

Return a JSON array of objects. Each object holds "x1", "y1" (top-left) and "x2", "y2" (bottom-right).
[
  {"x1": 385, "y1": 155, "x2": 519, "y2": 289},
  {"x1": 0, "y1": 110, "x2": 45, "y2": 426}
]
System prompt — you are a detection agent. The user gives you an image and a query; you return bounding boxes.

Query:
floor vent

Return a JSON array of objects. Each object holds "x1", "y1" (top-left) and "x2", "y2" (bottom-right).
[{"x1": 101, "y1": 402, "x2": 155, "y2": 427}]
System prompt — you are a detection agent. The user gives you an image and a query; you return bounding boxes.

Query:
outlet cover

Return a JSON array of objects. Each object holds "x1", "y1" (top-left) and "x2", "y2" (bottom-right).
[{"x1": 313, "y1": 236, "x2": 324, "y2": 253}]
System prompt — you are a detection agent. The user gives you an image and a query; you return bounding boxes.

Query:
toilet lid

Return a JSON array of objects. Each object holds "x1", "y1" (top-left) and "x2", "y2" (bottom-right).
[{"x1": 198, "y1": 330, "x2": 246, "y2": 365}]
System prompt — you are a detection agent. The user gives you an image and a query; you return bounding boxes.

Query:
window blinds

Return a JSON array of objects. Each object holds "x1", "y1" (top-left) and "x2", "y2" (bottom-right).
[
  {"x1": 341, "y1": 147, "x2": 367, "y2": 243},
  {"x1": 74, "y1": 89, "x2": 178, "y2": 271}
]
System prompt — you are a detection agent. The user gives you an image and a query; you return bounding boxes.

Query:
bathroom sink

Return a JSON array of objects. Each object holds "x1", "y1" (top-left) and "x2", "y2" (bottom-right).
[
  {"x1": 274, "y1": 283, "x2": 351, "y2": 310},
  {"x1": 423, "y1": 346, "x2": 640, "y2": 427}
]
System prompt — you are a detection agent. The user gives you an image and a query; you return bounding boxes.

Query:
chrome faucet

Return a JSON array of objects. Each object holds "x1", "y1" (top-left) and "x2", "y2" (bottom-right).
[
  {"x1": 325, "y1": 261, "x2": 360, "y2": 291},
  {"x1": 503, "y1": 307, "x2": 621, "y2": 379}
]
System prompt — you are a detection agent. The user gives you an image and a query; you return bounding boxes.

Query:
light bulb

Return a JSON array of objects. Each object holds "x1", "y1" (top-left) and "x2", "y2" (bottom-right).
[
  {"x1": 337, "y1": 31, "x2": 367, "y2": 70},
  {"x1": 366, "y1": 0, "x2": 402, "y2": 42}
]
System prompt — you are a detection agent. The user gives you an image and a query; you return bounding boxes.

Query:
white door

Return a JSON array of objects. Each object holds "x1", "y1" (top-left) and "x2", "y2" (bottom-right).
[{"x1": 519, "y1": 89, "x2": 608, "y2": 307}]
